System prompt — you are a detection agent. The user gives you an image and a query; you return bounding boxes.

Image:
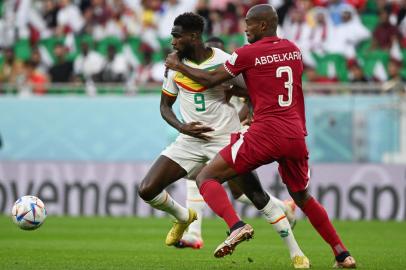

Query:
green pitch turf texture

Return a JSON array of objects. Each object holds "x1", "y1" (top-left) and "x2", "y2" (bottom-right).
[{"x1": 0, "y1": 216, "x2": 404, "y2": 270}]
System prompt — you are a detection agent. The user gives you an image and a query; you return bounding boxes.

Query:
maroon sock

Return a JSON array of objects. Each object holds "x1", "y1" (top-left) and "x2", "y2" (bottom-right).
[
  {"x1": 199, "y1": 179, "x2": 240, "y2": 228},
  {"x1": 301, "y1": 197, "x2": 347, "y2": 256}
]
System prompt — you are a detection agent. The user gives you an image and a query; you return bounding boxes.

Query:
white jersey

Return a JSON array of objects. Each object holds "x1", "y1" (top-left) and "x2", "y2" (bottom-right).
[{"x1": 162, "y1": 47, "x2": 245, "y2": 138}]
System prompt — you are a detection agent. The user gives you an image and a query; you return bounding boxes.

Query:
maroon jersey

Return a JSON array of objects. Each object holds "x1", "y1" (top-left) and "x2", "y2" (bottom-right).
[{"x1": 224, "y1": 36, "x2": 307, "y2": 138}]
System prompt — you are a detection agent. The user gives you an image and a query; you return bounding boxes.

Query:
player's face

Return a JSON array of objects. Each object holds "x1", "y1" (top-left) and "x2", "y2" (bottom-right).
[
  {"x1": 244, "y1": 17, "x2": 262, "y2": 44},
  {"x1": 171, "y1": 25, "x2": 194, "y2": 58}
]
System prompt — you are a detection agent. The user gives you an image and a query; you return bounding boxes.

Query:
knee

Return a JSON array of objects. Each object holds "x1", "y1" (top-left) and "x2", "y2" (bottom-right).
[
  {"x1": 195, "y1": 169, "x2": 209, "y2": 188},
  {"x1": 290, "y1": 189, "x2": 311, "y2": 209},
  {"x1": 195, "y1": 174, "x2": 206, "y2": 189},
  {"x1": 138, "y1": 178, "x2": 157, "y2": 201}
]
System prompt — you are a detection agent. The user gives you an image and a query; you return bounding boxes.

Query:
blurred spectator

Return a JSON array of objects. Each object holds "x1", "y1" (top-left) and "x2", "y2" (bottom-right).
[
  {"x1": 105, "y1": 0, "x2": 141, "y2": 39},
  {"x1": 138, "y1": 0, "x2": 161, "y2": 52},
  {"x1": 327, "y1": 0, "x2": 346, "y2": 25},
  {"x1": 150, "y1": 47, "x2": 172, "y2": 82},
  {"x1": 30, "y1": 46, "x2": 53, "y2": 75},
  {"x1": 304, "y1": 66, "x2": 337, "y2": 83},
  {"x1": 309, "y1": 7, "x2": 333, "y2": 55},
  {"x1": 209, "y1": 0, "x2": 235, "y2": 11},
  {"x1": 348, "y1": 63, "x2": 369, "y2": 82},
  {"x1": 387, "y1": 59, "x2": 403, "y2": 81},
  {"x1": 83, "y1": 0, "x2": 113, "y2": 40},
  {"x1": 73, "y1": 41, "x2": 106, "y2": 82},
  {"x1": 383, "y1": 59, "x2": 405, "y2": 93},
  {"x1": 205, "y1": 36, "x2": 225, "y2": 50},
  {"x1": 274, "y1": 0, "x2": 295, "y2": 25},
  {"x1": 196, "y1": 0, "x2": 212, "y2": 34},
  {"x1": 56, "y1": 0, "x2": 85, "y2": 36},
  {"x1": 100, "y1": 45, "x2": 129, "y2": 82},
  {"x1": 0, "y1": 1, "x2": 17, "y2": 48},
  {"x1": 222, "y1": 3, "x2": 240, "y2": 34},
  {"x1": 158, "y1": 0, "x2": 196, "y2": 40},
  {"x1": 282, "y1": 6, "x2": 315, "y2": 67},
  {"x1": 49, "y1": 43, "x2": 73, "y2": 83},
  {"x1": 397, "y1": 0, "x2": 406, "y2": 47},
  {"x1": 210, "y1": 9, "x2": 225, "y2": 36},
  {"x1": 371, "y1": 9, "x2": 401, "y2": 50},
  {"x1": 25, "y1": 60, "x2": 49, "y2": 95},
  {"x1": 0, "y1": 48, "x2": 25, "y2": 84},
  {"x1": 325, "y1": 4, "x2": 370, "y2": 60},
  {"x1": 345, "y1": 0, "x2": 367, "y2": 11},
  {"x1": 42, "y1": 0, "x2": 59, "y2": 32},
  {"x1": 136, "y1": 47, "x2": 162, "y2": 85}
]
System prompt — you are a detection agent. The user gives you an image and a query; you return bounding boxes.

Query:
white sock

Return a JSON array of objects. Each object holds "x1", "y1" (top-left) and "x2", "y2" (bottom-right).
[
  {"x1": 237, "y1": 193, "x2": 287, "y2": 212},
  {"x1": 147, "y1": 190, "x2": 189, "y2": 222},
  {"x1": 260, "y1": 198, "x2": 304, "y2": 258},
  {"x1": 185, "y1": 180, "x2": 205, "y2": 237},
  {"x1": 270, "y1": 195, "x2": 287, "y2": 212},
  {"x1": 237, "y1": 193, "x2": 287, "y2": 213},
  {"x1": 236, "y1": 194, "x2": 253, "y2": 204}
]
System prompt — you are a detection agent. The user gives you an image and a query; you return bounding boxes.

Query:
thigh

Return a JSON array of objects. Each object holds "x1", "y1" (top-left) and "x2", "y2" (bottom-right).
[
  {"x1": 219, "y1": 132, "x2": 272, "y2": 175},
  {"x1": 196, "y1": 153, "x2": 239, "y2": 187},
  {"x1": 204, "y1": 135, "x2": 230, "y2": 160},
  {"x1": 278, "y1": 139, "x2": 310, "y2": 193}
]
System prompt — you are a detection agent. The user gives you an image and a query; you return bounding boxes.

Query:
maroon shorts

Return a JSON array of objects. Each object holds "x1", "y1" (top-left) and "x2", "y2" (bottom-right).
[{"x1": 220, "y1": 132, "x2": 309, "y2": 192}]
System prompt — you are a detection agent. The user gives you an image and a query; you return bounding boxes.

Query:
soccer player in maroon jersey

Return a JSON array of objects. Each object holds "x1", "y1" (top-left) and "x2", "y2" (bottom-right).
[{"x1": 165, "y1": 4, "x2": 356, "y2": 268}]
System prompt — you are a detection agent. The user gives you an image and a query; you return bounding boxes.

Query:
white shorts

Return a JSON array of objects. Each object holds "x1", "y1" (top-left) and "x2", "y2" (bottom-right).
[{"x1": 161, "y1": 135, "x2": 230, "y2": 179}]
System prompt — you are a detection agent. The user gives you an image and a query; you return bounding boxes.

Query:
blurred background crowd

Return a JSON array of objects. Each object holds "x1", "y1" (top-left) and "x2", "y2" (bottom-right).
[{"x1": 0, "y1": 0, "x2": 406, "y2": 95}]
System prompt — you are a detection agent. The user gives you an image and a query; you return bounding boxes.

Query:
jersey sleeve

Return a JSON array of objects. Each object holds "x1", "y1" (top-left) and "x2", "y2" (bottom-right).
[
  {"x1": 224, "y1": 46, "x2": 251, "y2": 77},
  {"x1": 162, "y1": 69, "x2": 179, "y2": 97}
]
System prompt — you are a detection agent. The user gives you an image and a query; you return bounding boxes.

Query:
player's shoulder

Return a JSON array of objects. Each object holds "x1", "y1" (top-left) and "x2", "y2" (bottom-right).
[
  {"x1": 210, "y1": 47, "x2": 232, "y2": 63},
  {"x1": 165, "y1": 68, "x2": 177, "y2": 80},
  {"x1": 211, "y1": 47, "x2": 231, "y2": 57}
]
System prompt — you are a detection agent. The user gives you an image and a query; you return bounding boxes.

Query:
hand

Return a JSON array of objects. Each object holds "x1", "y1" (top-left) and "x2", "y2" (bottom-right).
[
  {"x1": 219, "y1": 83, "x2": 233, "y2": 103},
  {"x1": 179, "y1": 121, "x2": 214, "y2": 141},
  {"x1": 241, "y1": 114, "x2": 253, "y2": 126},
  {"x1": 165, "y1": 52, "x2": 181, "y2": 71}
]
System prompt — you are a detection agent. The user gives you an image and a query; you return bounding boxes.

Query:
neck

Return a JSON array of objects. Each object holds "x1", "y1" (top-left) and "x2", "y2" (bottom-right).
[
  {"x1": 264, "y1": 31, "x2": 277, "y2": 38},
  {"x1": 187, "y1": 43, "x2": 212, "y2": 64}
]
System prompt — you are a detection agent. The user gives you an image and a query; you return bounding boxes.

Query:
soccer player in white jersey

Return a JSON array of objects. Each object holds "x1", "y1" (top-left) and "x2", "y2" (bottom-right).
[
  {"x1": 138, "y1": 12, "x2": 309, "y2": 268},
  {"x1": 178, "y1": 36, "x2": 297, "y2": 250}
]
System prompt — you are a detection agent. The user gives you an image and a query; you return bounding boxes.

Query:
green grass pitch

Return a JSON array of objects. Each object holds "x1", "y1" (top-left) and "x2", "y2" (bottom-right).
[{"x1": 0, "y1": 216, "x2": 405, "y2": 269}]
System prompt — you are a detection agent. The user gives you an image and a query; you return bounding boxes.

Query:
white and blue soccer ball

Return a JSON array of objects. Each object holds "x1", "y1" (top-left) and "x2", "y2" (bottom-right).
[{"x1": 11, "y1": 195, "x2": 47, "y2": 230}]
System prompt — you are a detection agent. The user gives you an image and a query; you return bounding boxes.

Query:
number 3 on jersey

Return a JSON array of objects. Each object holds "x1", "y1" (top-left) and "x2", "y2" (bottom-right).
[
  {"x1": 276, "y1": 66, "x2": 293, "y2": 107},
  {"x1": 194, "y1": 93, "x2": 206, "y2": 111}
]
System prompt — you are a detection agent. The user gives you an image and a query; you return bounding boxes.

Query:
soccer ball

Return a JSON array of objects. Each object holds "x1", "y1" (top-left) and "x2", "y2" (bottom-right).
[{"x1": 11, "y1": 195, "x2": 47, "y2": 230}]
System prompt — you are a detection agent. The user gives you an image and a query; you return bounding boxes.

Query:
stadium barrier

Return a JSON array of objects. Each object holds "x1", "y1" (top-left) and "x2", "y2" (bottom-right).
[
  {"x1": 0, "y1": 161, "x2": 404, "y2": 221},
  {"x1": 0, "y1": 92, "x2": 401, "y2": 162}
]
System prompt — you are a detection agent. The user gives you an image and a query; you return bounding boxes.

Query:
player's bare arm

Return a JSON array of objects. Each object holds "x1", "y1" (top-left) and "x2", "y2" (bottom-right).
[
  {"x1": 226, "y1": 85, "x2": 249, "y2": 98},
  {"x1": 165, "y1": 52, "x2": 233, "y2": 88},
  {"x1": 160, "y1": 93, "x2": 214, "y2": 141}
]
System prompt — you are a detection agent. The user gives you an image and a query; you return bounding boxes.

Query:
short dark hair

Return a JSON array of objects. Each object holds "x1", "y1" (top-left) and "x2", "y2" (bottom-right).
[
  {"x1": 205, "y1": 36, "x2": 224, "y2": 45},
  {"x1": 174, "y1": 12, "x2": 205, "y2": 33}
]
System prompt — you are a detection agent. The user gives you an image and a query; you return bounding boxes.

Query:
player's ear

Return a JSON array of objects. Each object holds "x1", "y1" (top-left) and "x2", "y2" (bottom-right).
[{"x1": 261, "y1": 21, "x2": 267, "y2": 31}]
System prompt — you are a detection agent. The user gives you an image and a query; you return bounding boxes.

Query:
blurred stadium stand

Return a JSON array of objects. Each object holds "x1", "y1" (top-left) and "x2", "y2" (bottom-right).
[{"x1": 0, "y1": 0, "x2": 405, "y2": 164}]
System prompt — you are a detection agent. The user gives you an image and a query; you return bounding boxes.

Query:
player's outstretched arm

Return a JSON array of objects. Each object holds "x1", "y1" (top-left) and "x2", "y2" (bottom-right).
[
  {"x1": 165, "y1": 52, "x2": 233, "y2": 88},
  {"x1": 160, "y1": 92, "x2": 184, "y2": 131}
]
